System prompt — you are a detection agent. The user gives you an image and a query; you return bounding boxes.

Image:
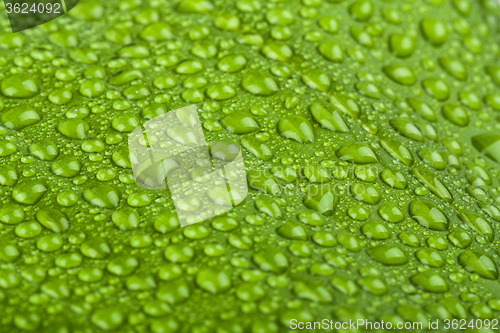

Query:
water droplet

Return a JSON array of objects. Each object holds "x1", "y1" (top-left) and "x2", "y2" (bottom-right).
[
  {"x1": 221, "y1": 112, "x2": 259, "y2": 134},
  {"x1": 458, "y1": 211, "x2": 494, "y2": 242},
  {"x1": 318, "y1": 41, "x2": 344, "y2": 63},
  {"x1": 36, "y1": 209, "x2": 69, "y2": 233},
  {"x1": 410, "y1": 272, "x2": 449, "y2": 293},
  {"x1": 422, "y1": 78, "x2": 450, "y2": 101},
  {"x1": 242, "y1": 71, "x2": 279, "y2": 96},
  {"x1": 1, "y1": 74, "x2": 39, "y2": 98},
  {"x1": 336, "y1": 141, "x2": 377, "y2": 163},
  {"x1": 1, "y1": 105, "x2": 41, "y2": 130},
  {"x1": 12, "y1": 180, "x2": 47, "y2": 205},
  {"x1": 410, "y1": 168, "x2": 453, "y2": 203},
  {"x1": 253, "y1": 247, "x2": 289, "y2": 273},
  {"x1": 91, "y1": 308, "x2": 124, "y2": 331},
  {"x1": 277, "y1": 115, "x2": 315, "y2": 143},
  {"x1": 389, "y1": 33, "x2": 415, "y2": 57},
  {"x1": 420, "y1": 18, "x2": 449, "y2": 46},
  {"x1": 383, "y1": 65, "x2": 417, "y2": 86},
  {"x1": 83, "y1": 185, "x2": 120, "y2": 208},
  {"x1": 409, "y1": 199, "x2": 449, "y2": 231},
  {"x1": 458, "y1": 250, "x2": 498, "y2": 280},
  {"x1": 303, "y1": 185, "x2": 338, "y2": 215},
  {"x1": 442, "y1": 103, "x2": 469, "y2": 127},
  {"x1": 378, "y1": 203, "x2": 404, "y2": 223},
  {"x1": 349, "y1": 0, "x2": 374, "y2": 21}
]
